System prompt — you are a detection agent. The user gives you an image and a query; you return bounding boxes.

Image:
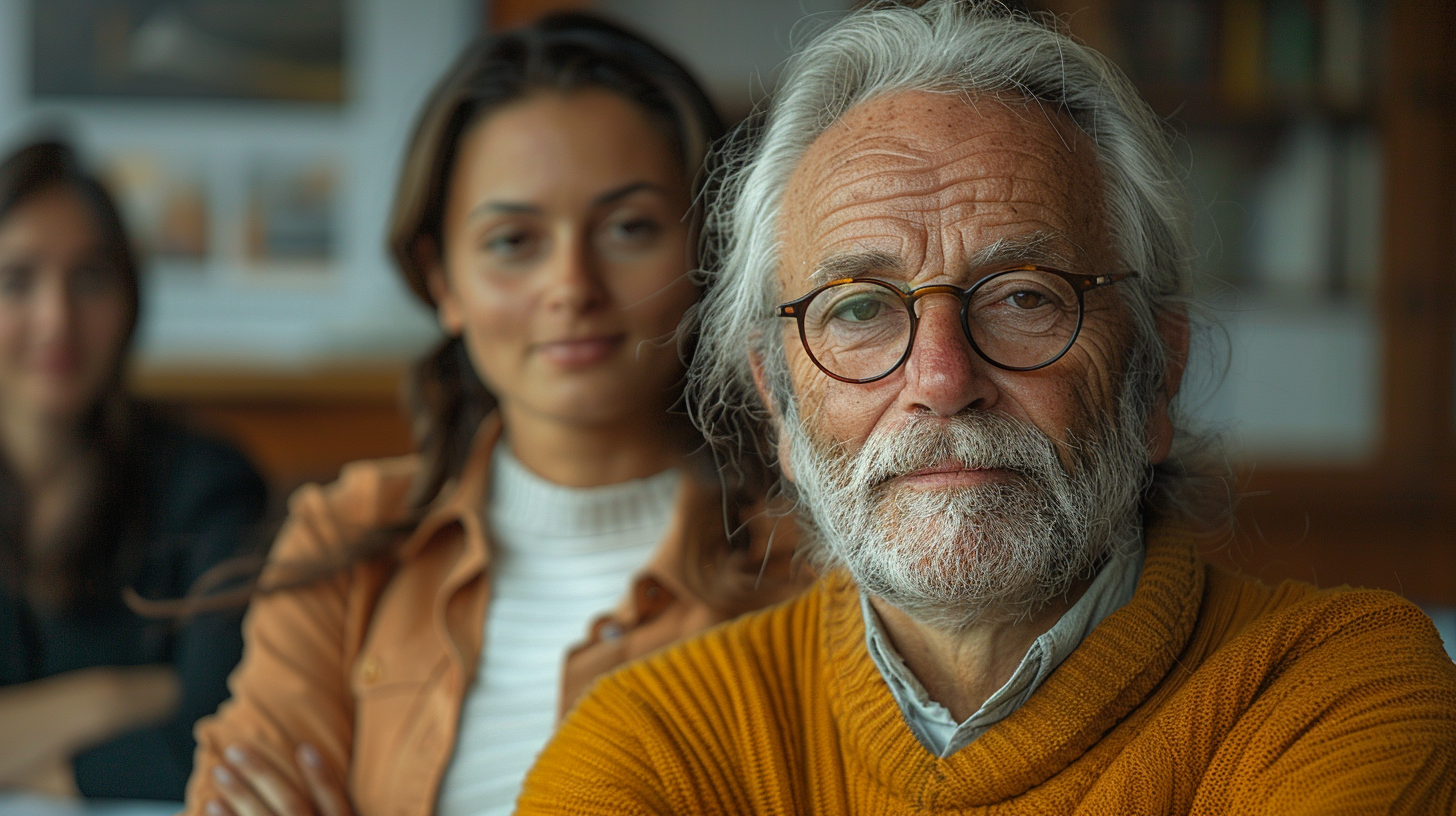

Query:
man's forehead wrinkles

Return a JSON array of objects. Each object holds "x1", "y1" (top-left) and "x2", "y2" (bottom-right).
[{"x1": 801, "y1": 153, "x2": 1088, "y2": 223}]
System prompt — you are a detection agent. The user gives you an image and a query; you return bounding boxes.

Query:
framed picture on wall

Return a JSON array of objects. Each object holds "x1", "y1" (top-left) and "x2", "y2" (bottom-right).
[
  {"x1": 31, "y1": 0, "x2": 346, "y2": 103},
  {"x1": 244, "y1": 155, "x2": 339, "y2": 273},
  {"x1": 102, "y1": 151, "x2": 210, "y2": 267}
]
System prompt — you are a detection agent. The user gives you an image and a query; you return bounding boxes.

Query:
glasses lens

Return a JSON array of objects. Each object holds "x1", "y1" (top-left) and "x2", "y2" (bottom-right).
[
  {"x1": 802, "y1": 281, "x2": 911, "y2": 381},
  {"x1": 968, "y1": 270, "x2": 1081, "y2": 368}
]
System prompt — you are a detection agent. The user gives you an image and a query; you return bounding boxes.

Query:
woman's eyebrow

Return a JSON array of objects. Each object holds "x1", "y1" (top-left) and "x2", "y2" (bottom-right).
[
  {"x1": 469, "y1": 200, "x2": 541, "y2": 219},
  {"x1": 592, "y1": 181, "x2": 661, "y2": 207},
  {"x1": 467, "y1": 181, "x2": 662, "y2": 220}
]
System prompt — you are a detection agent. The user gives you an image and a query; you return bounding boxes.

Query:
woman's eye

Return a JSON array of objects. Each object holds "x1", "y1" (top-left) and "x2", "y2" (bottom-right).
[
  {"x1": 0, "y1": 265, "x2": 33, "y2": 298},
  {"x1": 483, "y1": 229, "x2": 537, "y2": 259},
  {"x1": 72, "y1": 265, "x2": 118, "y2": 297},
  {"x1": 605, "y1": 217, "x2": 660, "y2": 244}
]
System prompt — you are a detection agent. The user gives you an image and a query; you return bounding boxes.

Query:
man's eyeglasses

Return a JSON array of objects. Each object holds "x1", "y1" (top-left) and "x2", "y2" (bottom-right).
[{"x1": 776, "y1": 266, "x2": 1136, "y2": 384}]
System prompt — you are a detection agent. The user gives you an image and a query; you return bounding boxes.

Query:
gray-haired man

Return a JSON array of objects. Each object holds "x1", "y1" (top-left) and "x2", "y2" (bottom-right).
[{"x1": 518, "y1": 3, "x2": 1456, "y2": 813}]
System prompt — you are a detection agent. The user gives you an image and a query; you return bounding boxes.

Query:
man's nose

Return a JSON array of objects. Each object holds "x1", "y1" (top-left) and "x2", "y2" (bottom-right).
[
  {"x1": 898, "y1": 297, "x2": 998, "y2": 417},
  {"x1": 542, "y1": 233, "x2": 608, "y2": 314}
]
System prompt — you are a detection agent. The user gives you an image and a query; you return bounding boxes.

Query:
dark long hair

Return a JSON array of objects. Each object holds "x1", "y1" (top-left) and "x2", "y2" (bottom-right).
[
  {"x1": 142, "y1": 13, "x2": 728, "y2": 614},
  {"x1": 0, "y1": 139, "x2": 145, "y2": 609}
]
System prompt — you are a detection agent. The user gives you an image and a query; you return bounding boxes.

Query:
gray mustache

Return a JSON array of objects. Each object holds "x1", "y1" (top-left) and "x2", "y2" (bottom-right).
[{"x1": 850, "y1": 413, "x2": 1067, "y2": 491}]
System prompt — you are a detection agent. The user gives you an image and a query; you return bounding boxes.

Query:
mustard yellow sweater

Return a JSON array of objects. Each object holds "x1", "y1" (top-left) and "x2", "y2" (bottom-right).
[{"x1": 517, "y1": 520, "x2": 1456, "y2": 814}]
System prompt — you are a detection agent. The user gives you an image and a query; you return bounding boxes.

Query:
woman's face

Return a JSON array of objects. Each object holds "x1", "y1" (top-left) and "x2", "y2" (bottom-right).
[
  {"x1": 0, "y1": 185, "x2": 131, "y2": 426},
  {"x1": 430, "y1": 88, "x2": 699, "y2": 429}
]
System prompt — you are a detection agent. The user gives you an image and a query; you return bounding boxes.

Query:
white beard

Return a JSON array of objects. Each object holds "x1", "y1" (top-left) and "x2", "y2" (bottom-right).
[{"x1": 784, "y1": 402, "x2": 1150, "y2": 630}]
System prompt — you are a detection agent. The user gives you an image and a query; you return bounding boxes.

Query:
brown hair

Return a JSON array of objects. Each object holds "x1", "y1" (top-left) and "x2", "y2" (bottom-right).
[
  {"x1": 390, "y1": 11, "x2": 724, "y2": 515},
  {"x1": 141, "y1": 12, "x2": 728, "y2": 615},
  {"x1": 0, "y1": 138, "x2": 146, "y2": 608}
]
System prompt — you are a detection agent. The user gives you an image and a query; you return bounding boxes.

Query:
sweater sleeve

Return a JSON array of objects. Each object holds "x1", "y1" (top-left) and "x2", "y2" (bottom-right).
[
  {"x1": 183, "y1": 463, "x2": 401, "y2": 814},
  {"x1": 1202, "y1": 592, "x2": 1456, "y2": 815},
  {"x1": 73, "y1": 439, "x2": 267, "y2": 800}
]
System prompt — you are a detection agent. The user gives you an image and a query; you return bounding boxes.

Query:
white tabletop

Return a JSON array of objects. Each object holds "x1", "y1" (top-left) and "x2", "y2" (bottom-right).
[{"x1": 0, "y1": 795, "x2": 179, "y2": 816}]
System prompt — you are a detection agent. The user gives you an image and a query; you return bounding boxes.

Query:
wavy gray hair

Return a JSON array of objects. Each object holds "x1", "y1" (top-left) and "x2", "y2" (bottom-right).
[{"x1": 686, "y1": 0, "x2": 1223, "y2": 523}]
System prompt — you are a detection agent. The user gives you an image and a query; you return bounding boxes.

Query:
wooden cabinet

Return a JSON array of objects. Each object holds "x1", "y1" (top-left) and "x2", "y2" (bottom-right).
[{"x1": 131, "y1": 366, "x2": 415, "y2": 499}]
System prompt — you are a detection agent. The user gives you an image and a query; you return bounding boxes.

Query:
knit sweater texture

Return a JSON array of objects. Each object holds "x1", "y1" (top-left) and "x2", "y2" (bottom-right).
[{"x1": 517, "y1": 519, "x2": 1456, "y2": 815}]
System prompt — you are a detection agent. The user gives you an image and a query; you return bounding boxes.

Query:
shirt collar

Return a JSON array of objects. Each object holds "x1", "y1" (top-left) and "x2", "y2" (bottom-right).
[{"x1": 862, "y1": 538, "x2": 1145, "y2": 758}]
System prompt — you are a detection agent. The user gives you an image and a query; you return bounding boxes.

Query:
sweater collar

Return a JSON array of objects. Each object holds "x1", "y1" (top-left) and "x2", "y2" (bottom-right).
[
  {"x1": 822, "y1": 515, "x2": 1205, "y2": 806},
  {"x1": 861, "y1": 539, "x2": 1145, "y2": 758}
]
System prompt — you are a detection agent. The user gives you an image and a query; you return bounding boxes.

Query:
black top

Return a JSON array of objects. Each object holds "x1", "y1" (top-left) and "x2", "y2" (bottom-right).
[{"x1": 0, "y1": 414, "x2": 267, "y2": 800}]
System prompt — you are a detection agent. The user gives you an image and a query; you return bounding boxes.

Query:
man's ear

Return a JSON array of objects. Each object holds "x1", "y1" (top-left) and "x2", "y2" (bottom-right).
[
  {"x1": 750, "y1": 350, "x2": 796, "y2": 484},
  {"x1": 1147, "y1": 305, "x2": 1189, "y2": 465},
  {"x1": 418, "y1": 237, "x2": 463, "y2": 337}
]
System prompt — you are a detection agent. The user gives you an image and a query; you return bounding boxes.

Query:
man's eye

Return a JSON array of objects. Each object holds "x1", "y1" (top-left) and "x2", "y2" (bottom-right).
[
  {"x1": 830, "y1": 296, "x2": 886, "y2": 322},
  {"x1": 1008, "y1": 289, "x2": 1050, "y2": 309}
]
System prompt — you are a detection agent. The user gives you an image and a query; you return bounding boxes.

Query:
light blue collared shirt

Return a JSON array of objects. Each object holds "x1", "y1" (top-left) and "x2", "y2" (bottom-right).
[{"x1": 862, "y1": 542, "x2": 1144, "y2": 757}]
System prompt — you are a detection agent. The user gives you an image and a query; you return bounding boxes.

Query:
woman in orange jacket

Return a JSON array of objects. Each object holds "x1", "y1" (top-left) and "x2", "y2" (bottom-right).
[{"x1": 183, "y1": 14, "x2": 803, "y2": 816}]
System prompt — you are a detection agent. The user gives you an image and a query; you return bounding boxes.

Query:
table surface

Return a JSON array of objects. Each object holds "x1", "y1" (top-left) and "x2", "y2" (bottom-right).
[{"x1": 0, "y1": 795, "x2": 179, "y2": 816}]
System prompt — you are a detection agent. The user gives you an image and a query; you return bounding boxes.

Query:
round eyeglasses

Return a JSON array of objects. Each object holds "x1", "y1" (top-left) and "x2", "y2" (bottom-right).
[{"x1": 776, "y1": 266, "x2": 1136, "y2": 384}]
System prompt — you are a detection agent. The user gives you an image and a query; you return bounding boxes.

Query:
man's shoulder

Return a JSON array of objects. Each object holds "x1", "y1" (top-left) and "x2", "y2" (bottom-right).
[
  {"x1": 520, "y1": 573, "x2": 849, "y2": 814},
  {"x1": 562, "y1": 570, "x2": 850, "y2": 747},
  {"x1": 606, "y1": 569, "x2": 842, "y2": 699},
  {"x1": 1202, "y1": 563, "x2": 1451, "y2": 657},
  {"x1": 1192, "y1": 564, "x2": 1456, "y2": 716}
]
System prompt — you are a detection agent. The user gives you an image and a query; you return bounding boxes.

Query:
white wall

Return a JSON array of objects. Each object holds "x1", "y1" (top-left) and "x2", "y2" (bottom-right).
[
  {"x1": 1184, "y1": 299, "x2": 1380, "y2": 463},
  {"x1": 595, "y1": 0, "x2": 852, "y2": 116},
  {"x1": 0, "y1": 0, "x2": 478, "y2": 367}
]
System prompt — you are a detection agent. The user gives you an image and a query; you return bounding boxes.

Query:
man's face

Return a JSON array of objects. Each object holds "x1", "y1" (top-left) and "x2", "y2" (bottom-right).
[{"x1": 770, "y1": 91, "x2": 1156, "y2": 626}]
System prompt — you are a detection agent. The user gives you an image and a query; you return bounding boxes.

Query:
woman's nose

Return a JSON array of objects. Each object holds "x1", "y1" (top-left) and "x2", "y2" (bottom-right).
[
  {"x1": 899, "y1": 297, "x2": 998, "y2": 417},
  {"x1": 542, "y1": 233, "x2": 609, "y2": 314},
  {"x1": 32, "y1": 274, "x2": 75, "y2": 339}
]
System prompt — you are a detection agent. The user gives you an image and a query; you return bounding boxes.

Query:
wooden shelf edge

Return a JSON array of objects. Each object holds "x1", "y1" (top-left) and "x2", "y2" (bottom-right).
[{"x1": 128, "y1": 363, "x2": 411, "y2": 403}]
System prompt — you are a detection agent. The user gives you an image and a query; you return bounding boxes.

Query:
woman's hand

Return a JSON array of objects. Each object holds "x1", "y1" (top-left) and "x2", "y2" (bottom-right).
[{"x1": 207, "y1": 743, "x2": 351, "y2": 816}]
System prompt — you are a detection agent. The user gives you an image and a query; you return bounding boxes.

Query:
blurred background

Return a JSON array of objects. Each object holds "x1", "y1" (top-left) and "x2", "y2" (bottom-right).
[{"x1": 2, "y1": 0, "x2": 1451, "y2": 616}]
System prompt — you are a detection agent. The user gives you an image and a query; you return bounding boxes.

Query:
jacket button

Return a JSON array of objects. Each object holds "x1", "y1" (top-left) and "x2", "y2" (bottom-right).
[{"x1": 360, "y1": 658, "x2": 381, "y2": 684}]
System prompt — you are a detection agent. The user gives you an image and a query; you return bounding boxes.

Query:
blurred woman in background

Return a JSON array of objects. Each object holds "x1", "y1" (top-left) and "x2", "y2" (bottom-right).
[
  {"x1": 185, "y1": 14, "x2": 802, "y2": 816},
  {"x1": 0, "y1": 140, "x2": 266, "y2": 799}
]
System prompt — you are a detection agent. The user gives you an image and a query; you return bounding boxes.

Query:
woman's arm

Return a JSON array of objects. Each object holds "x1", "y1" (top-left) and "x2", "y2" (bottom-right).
[
  {"x1": 69, "y1": 437, "x2": 267, "y2": 799},
  {"x1": 0, "y1": 664, "x2": 179, "y2": 789}
]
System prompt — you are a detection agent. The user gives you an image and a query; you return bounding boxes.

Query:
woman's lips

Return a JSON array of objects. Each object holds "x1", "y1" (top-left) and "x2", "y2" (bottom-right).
[
  {"x1": 535, "y1": 334, "x2": 626, "y2": 368},
  {"x1": 33, "y1": 348, "x2": 82, "y2": 377},
  {"x1": 890, "y1": 461, "x2": 1010, "y2": 489}
]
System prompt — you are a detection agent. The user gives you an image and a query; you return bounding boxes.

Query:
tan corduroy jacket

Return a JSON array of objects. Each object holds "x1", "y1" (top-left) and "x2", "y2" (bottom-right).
[{"x1": 183, "y1": 415, "x2": 806, "y2": 816}]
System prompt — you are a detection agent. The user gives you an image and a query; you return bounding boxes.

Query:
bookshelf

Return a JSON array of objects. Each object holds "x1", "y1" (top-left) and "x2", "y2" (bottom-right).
[{"x1": 1031, "y1": 0, "x2": 1455, "y2": 603}]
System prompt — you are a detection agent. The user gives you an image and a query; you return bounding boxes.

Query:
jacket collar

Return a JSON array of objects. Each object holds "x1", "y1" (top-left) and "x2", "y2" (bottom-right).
[{"x1": 397, "y1": 412, "x2": 502, "y2": 564}]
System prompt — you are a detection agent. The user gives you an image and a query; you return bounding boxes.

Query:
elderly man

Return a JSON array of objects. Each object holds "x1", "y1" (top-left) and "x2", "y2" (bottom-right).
[{"x1": 517, "y1": 2, "x2": 1456, "y2": 813}]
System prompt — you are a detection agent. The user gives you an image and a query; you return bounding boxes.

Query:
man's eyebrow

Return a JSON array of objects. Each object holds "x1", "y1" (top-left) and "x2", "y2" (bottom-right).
[
  {"x1": 809, "y1": 250, "x2": 904, "y2": 286},
  {"x1": 468, "y1": 181, "x2": 662, "y2": 220},
  {"x1": 968, "y1": 231, "x2": 1075, "y2": 270}
]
